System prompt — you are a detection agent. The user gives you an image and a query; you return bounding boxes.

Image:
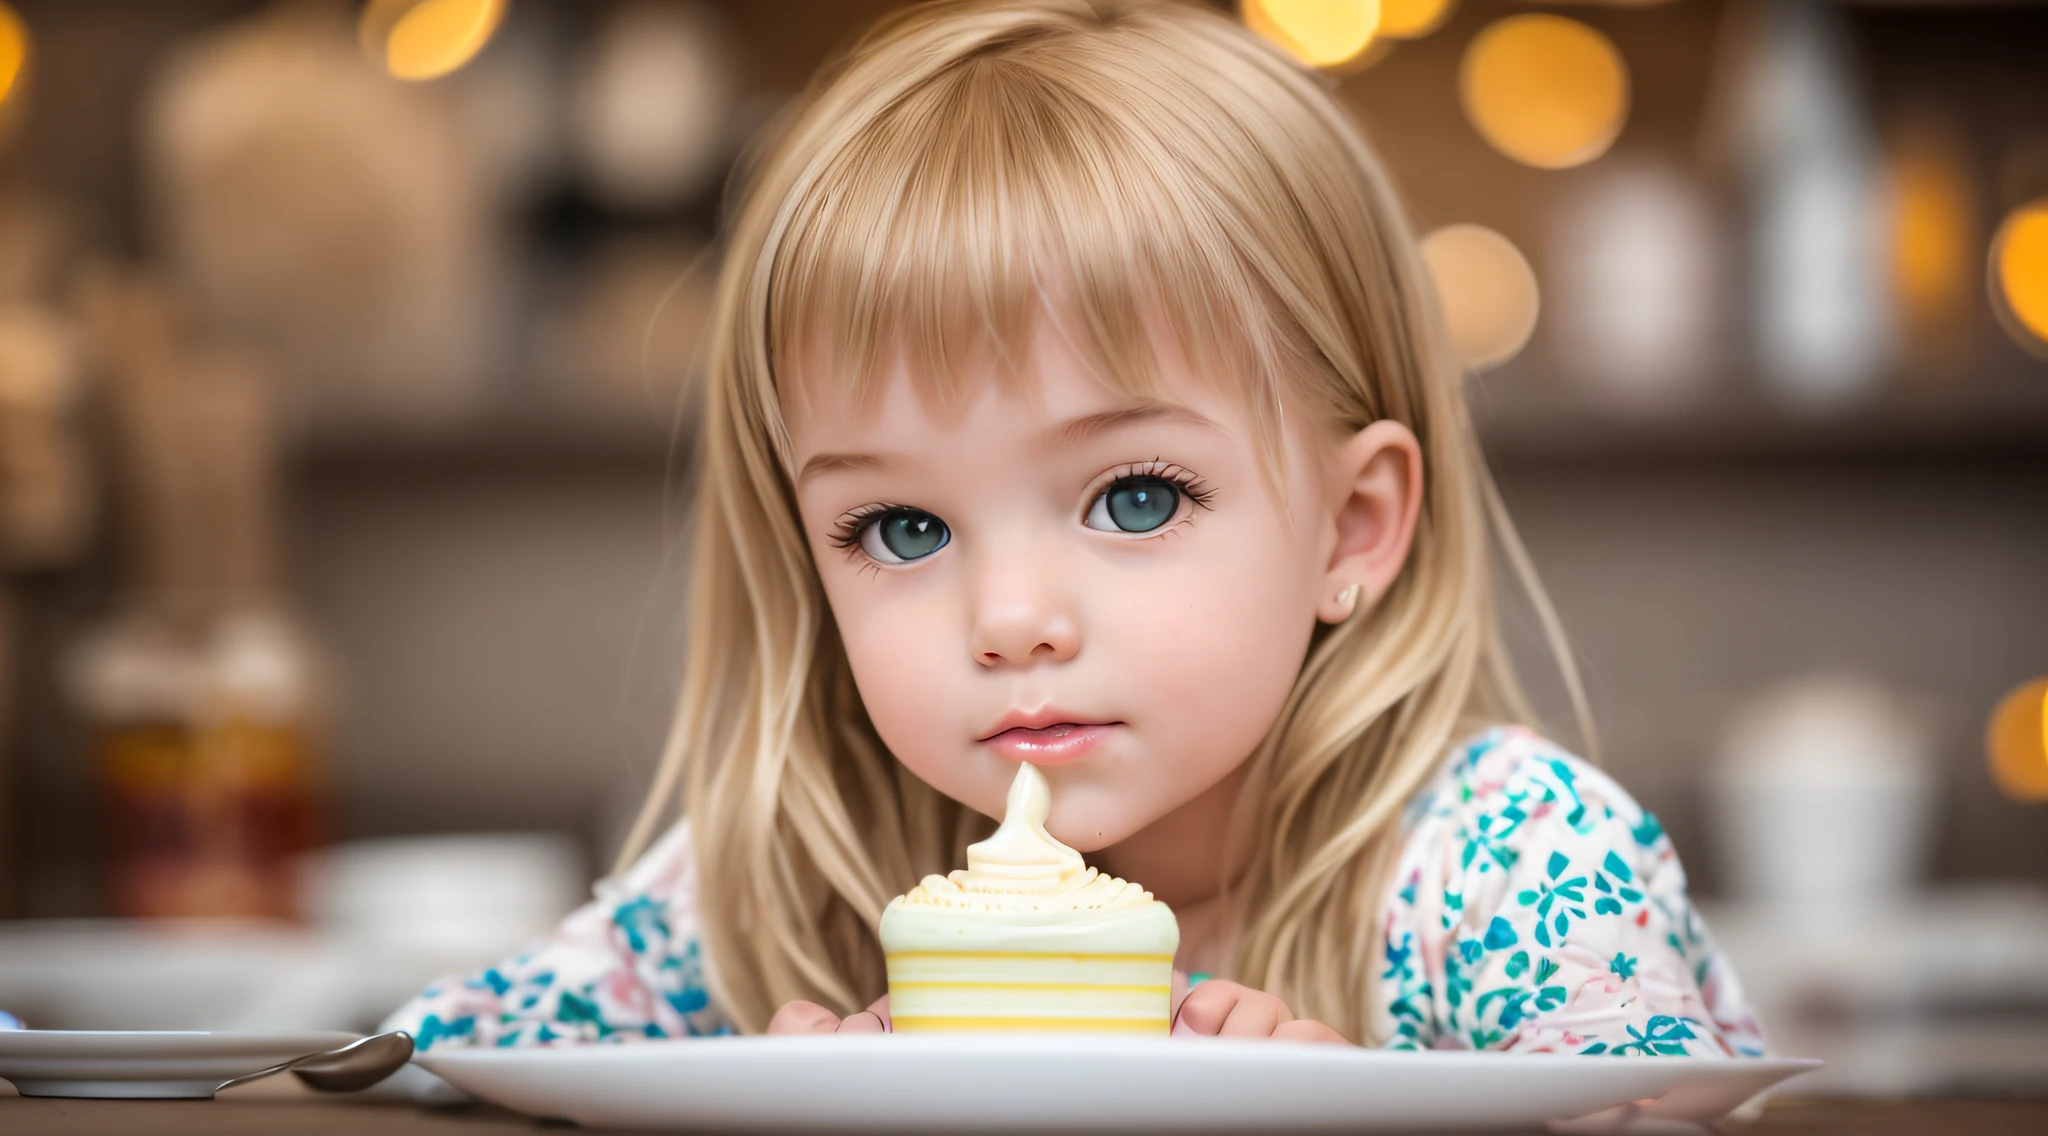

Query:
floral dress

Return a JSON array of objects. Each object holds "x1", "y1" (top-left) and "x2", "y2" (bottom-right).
[
  {"x1": 383, "y1": 727, "x2": 1765, "y2": 1057},
  {"x1": 1373, "y1": 727, "x2": 1763, "y2": 1056}
]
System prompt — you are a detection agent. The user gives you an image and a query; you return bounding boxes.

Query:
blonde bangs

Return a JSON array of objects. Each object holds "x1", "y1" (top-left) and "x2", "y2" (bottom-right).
[{"x1": 766, "y1": 19, "x2": 1317, "y2": 442}]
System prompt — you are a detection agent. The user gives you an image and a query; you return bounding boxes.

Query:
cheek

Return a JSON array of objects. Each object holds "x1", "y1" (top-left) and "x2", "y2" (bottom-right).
[
  {"x1": 1105, "y1": 516, "x2": 1321, "y2": 774},
  {"x1": 822, "y1": 575, "x2": 970, "y2": 783}
]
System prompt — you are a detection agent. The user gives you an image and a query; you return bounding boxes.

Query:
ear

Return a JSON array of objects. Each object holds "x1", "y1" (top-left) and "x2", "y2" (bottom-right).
[{"x1": 1317, "y1": 420, "x2": 1425, "y2": 624}]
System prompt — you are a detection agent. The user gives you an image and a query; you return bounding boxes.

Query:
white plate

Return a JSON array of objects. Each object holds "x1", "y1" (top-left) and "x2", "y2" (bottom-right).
[
  {"x1": 0, "y1": 1029, "x2": 361, "y2": 1098},
  {"x1": 419, "y1": 1036, "x2": 1821, "y2": 1132}
]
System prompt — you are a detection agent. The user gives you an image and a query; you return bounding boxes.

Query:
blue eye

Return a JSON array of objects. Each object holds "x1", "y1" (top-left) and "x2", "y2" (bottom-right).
[
  {"x1": 1085, "y1": 477, "x2": 1180, "y2": 534},
  {"x1": 860, "y1": 509, "x2": 949, "y2": 563}
]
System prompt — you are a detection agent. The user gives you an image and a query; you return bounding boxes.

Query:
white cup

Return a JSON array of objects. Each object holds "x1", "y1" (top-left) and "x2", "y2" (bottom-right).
[{"x1": 1707, "y1": 674, "x2": 1939, "y2": 918}]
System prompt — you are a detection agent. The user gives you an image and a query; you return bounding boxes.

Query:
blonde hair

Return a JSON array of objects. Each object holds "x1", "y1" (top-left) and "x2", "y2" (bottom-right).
[{"x1": 621, "y1": 0, "x2": 1588, "y2": 1043}]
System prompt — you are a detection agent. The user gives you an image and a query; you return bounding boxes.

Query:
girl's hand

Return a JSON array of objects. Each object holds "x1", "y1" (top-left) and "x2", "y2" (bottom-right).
[
  {"x1": 1170, "y1": 979, "x2": 1349, "y2": 1044},
  {"x1": 766, "y1": 994, "x2": 892, "y2": 1034}
]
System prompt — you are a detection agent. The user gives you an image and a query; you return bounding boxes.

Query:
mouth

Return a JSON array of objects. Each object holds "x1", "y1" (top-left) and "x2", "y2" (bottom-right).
[{"x1": 978, "y1": 714, "x2": 1121, "y2": 766}]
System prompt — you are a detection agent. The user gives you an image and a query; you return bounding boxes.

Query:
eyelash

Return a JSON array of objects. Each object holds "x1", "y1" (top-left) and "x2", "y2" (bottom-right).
[
  {"x1": 827, "y1": 502, "x2": 904, "y2": 553},
  {"x1": 825, "y1": 459, "x2": 1218, "y2": 563},
  {"x1": 1100, "y1": 458, "x2": 1219, "y2": 514}
]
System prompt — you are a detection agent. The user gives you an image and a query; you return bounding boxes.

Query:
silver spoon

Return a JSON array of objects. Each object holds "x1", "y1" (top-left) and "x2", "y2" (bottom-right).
[{"x1": 215, "y1": 1030, "x2": 414, "y2": 1095}]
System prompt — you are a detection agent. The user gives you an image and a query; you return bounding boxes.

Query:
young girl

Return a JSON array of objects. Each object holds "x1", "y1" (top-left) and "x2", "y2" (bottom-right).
[{"x1": 387, "y1": 0, "x2": 1763, "y2": 1057}]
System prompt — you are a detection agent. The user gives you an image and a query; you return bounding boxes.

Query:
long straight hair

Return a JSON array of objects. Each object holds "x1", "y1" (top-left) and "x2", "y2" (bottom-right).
[{"x1": 619, "y1": 0, "x2": 1589, "y2": 1042}]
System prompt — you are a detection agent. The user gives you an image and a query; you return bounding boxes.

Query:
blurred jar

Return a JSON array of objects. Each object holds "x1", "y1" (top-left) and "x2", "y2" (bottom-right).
[
  {"x1": 70, "y1": 611, "x2": 327, "y2": 922},
  {"x1": 1706, "y1": 673, "x2": 1938, "y2": 919}
]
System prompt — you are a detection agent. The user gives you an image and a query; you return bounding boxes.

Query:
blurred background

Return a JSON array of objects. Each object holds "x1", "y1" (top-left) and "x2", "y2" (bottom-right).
[{"x1": 0, "y1": 0, "x2": 2043, "y2": 1098}]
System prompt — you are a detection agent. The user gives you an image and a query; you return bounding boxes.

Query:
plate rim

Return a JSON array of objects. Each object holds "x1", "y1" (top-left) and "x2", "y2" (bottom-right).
[
  {"x1": 419, "y1": 1033, "x2": 1824, "y2": 1070},
  {"x1": 419, "y1": 1035, "x2": 1824, "y2": 1131}
]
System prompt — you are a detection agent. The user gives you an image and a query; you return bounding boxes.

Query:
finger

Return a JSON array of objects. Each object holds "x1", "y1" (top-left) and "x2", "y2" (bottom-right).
[
  {"x1": 836, "y1": 1011, "x2": 885, "y2": 1034},
  {"x1": 1172, "y1": 980, "x2": 1244, "y2": 1036},
  {"x1": 1272, "y1": 1018, "x2": 1350, "y2": 1046},
  {"x1": 864, "y1": 993, "x2": 893, "y2": 1033},
  {"x1": 1217, "y1": 991, "x2": 1291, "y2": 1039},
  {"x1": 1170, "y1": 969, "x2": 1191, "y2": 1022},
  {"x1": 766, "y1": 1000, "x2": 840, "y2": 1035}
]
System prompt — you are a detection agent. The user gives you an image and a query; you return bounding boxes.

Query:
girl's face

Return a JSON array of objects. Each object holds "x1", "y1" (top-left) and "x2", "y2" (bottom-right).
[{"x1": 784, "y1": 315, "x2": 1414, "y2": 855}]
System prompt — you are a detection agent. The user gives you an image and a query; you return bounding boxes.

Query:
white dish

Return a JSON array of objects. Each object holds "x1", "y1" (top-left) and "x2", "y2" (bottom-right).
[
  {"x1": 419, "y1": 1035, "x2": 1820, "y2": 1132},
  {"x1": 0, "y1": 1029, "x2": 361, "y2": 1098}
]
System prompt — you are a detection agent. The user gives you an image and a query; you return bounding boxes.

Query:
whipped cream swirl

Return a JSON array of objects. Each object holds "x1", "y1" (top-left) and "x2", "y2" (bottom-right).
[{"x1": 894, "y1": 763, "x2": 1156, "y2": 914}]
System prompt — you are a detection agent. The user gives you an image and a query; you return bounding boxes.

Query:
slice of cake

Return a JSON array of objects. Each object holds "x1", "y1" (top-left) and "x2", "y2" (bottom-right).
[{"x1": 879, "y1": 762, "x2": 1179, "y2": 1033}]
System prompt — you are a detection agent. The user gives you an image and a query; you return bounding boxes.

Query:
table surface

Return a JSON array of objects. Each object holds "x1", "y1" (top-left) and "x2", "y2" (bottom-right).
[{"x1": 3, "y1": 1093, "x2": 2047, "y2": 1135}]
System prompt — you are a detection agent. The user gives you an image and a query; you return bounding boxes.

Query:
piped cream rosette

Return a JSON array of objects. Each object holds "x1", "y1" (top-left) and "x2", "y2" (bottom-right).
[{"x1": 880, "y1": 762, "x2": 1179, "y2": 1033}]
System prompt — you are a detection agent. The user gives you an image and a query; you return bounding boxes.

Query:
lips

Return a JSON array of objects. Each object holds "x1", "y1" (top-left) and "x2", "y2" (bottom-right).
[{"x1": 979, "y1": 712, "x2": 1120, "y2": 766}]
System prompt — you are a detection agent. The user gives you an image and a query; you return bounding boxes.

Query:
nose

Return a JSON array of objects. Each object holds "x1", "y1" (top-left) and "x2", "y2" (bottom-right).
[{"x1": 967, "y1": 547, "x2": 1081, "y2": 668}]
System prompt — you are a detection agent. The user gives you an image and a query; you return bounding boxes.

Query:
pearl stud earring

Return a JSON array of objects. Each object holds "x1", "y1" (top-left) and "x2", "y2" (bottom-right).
[{"x1": 1329, "y1": 583, "x2": 1362, "y2": 623}]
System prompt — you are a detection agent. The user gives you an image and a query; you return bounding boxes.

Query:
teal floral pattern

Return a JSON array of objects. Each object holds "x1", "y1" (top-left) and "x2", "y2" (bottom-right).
[
  {"x1": 381, "y1": 822, "x2": 731, "y2": 1049},
  {"x1": 1374, "y1": 727, "x2": 1765, "y2": 1057},
  {"x1": 387, "y1": 727, "x2": 1763, "y2": 1057}
]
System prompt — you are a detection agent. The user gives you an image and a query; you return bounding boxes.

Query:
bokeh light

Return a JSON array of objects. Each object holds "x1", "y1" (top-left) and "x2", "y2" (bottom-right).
[
  {"x1": 1242, "y1": 0, "x2": 1382, "y2": 70},
  {"x1": 1419, "y1": 223, "x2": 1540, "y2": 372},
  {"x1": 359, "y1": 0, "x2": 505, "y2": 82},
  {"x1": 0, "y1": 2, "x2": 27, "y2": 108},
  {"x1": 1460, "y1": 14, "x2": 1629, "y2": 170},
  {"x1": 1991, "y1": 198, "x2": 2048, "y2": 354},
  {"x1": 1380, "y1": 0, "x2": 1455, "y2": 40},
  {"x1": 1887, "y1": 131, "x2": 1974, "y2": 343},
  {"x1": 1987, "y1": 678, "x2": 2048, "y2": 804},
  {"x1": 569, "y1": 4, "x2": 735, "y2": 211}
]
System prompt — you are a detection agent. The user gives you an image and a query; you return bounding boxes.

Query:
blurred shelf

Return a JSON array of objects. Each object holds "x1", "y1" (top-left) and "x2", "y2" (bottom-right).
[
  {"x1": 289, "y1": 408, "x2": 690, "y2": 487},
  {"x1": 1474, "y1": 379, "x2": 2048, "y2": 471},
  {"x1": 283, "y1": 379, "x2": 2048, "y2": 488}
]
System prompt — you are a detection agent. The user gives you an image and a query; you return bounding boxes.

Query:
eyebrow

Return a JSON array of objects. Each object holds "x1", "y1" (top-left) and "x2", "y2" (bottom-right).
[
  {"x1": 796, "y1": 450, "x2": 895, "y2": 485},
  {"x1": 1040, "y1": 402, "x2": 1220, "y2": 449},
  {"x1": 793, "y1": 402, "x2": 1218, "y2": 486}
]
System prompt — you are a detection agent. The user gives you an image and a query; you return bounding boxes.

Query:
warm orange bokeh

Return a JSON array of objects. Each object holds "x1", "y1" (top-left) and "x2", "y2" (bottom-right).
[
  {"x1": 0, "y1": 2, "x2": 28, "y2": 108},
  {"x1": 1242, "y1": 0, "x2": 1382, "y2": 69},
  {"x1": 1380, "y1": 0, "x2": 1455, "y2": 40},
  {"x1": 1889, "y1": 134, "x2": 1975, "y2": 336},
  {"x1": 1419, "y1": 223, "x2": 1540, "y2": 371},
  {"x1": 1460, "y1": 14, "x2": 1628, "y2": 170},
  {"x1": 1987, "y1": 678, "x2": 2048, "y2": 804},
  {"x1": 1992, "y1": 200, "x2": 2048, "y2": 353},
  {"x1": 358, "y1": 0, "x2": 504, "y2": 82}
]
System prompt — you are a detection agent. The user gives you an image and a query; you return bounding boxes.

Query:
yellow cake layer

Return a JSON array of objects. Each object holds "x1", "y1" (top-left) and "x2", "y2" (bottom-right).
[
  {"x1": 885, "y1": 947, "x2": 1174, "y2": 1033},
  {"x1": 886, "y1": 950, "x2": 1174, "y2": 963},
  {"x1": 885, "y1": 952, "x2": 1172, "y2": 987},
  {"x1": 891, "y1": 982, "x2": 1170, "y2": 1020},
  {"x1": 891, "y1": 1015, "x2": 1169, "y2": 1033}
]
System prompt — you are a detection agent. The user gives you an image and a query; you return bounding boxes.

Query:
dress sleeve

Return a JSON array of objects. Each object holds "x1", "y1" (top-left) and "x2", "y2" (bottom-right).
[
  {"x1": 1372, "y1": 728, "x2": 1766, "y2": 1057},
  {"x1": 379, "y1": 821, "x2": 731, "y2": 1050}
]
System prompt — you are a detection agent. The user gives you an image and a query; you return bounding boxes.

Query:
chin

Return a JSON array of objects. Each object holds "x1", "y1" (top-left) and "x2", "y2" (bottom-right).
[
  {"x1": 1046, "y1": 814, "x2": 1140, "y2": 856},
  {"x1": 1035, "y1": 780, "x2": 1168, "y2": 856}
]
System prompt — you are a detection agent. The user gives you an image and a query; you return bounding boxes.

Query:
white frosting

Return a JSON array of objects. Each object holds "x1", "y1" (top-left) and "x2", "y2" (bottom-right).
[{"x1": 889, "y1": 763, "x2": 1158, "y2": 916}]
